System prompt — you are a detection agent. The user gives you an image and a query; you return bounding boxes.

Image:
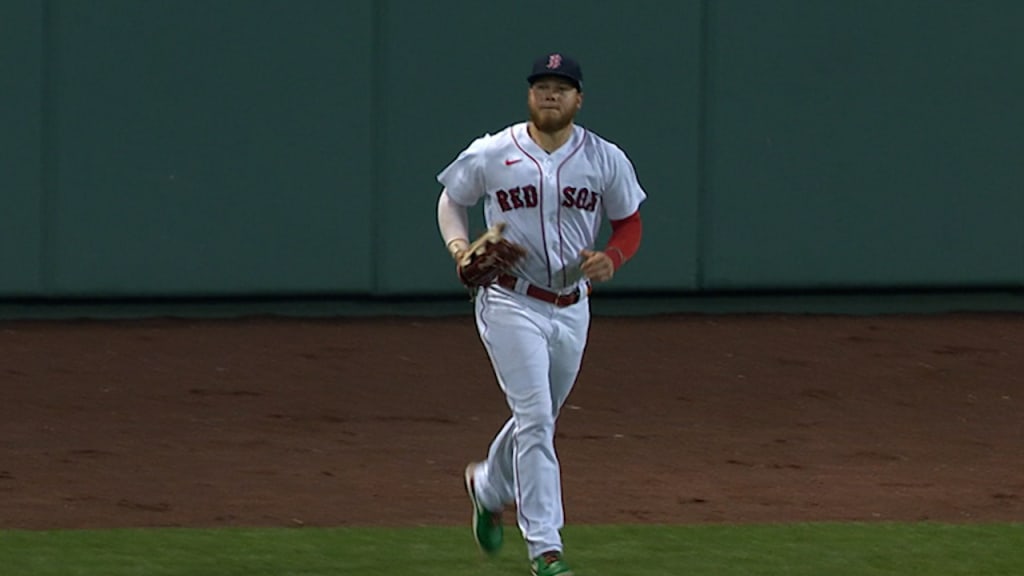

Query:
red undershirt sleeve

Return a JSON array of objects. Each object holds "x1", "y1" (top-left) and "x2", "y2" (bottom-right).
[{"x1": 604, "y1": 210, "x2": 642, "y2": 270}]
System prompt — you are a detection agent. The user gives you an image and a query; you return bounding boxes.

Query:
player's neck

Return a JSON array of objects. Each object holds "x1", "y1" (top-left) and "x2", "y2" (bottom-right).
[{"x1": 527, "y1": 122, "x2": 574, "y2": 154}]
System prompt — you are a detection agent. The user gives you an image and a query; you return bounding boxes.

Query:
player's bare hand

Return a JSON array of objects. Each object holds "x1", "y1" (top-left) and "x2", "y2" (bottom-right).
[{"x1": 580, "y1": 249, "x2": 614, "y2": 282}]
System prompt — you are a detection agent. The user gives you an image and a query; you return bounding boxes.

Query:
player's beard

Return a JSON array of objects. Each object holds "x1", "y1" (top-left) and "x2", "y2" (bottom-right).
[{"x1": 529, "y1": 106, "x2": 576, "y2": 134}]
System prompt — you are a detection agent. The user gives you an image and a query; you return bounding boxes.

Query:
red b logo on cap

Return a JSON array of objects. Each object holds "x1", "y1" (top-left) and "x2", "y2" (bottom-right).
[{"x1": 546, "y1": 54, "x2": 562, "y2": 69}]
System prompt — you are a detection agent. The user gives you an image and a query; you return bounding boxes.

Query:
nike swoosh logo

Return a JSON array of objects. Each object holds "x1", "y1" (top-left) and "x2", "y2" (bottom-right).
[{"x1": 504, "y1": 158, "x2": 522, "y2": 166}]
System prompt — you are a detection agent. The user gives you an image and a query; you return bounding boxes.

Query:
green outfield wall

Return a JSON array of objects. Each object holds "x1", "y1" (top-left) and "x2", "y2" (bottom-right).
[{"x1": 2, "y1": 0, "x2": 1022, "y2": 299}]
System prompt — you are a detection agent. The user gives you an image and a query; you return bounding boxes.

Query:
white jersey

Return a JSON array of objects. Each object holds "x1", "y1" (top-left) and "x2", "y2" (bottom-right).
[{"x1": 438, "y1": 122, "x2": 647, "y2": 292}]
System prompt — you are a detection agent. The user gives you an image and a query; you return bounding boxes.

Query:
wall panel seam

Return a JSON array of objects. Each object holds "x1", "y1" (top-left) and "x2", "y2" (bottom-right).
[
  {"x1": 695, "y1": 0, "x2": 710, "y2": 292},
  {"x1": 368, "y1": 0, "x2": 386, "y2": 296},
  {"x1": 39, "y1": 0, "x2": 56, "y2": 296}
]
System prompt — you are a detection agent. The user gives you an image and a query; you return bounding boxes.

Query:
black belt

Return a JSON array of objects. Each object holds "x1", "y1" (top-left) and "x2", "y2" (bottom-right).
[{"x1": 496, "y1": 273, "x2": 589, "y2": 307}]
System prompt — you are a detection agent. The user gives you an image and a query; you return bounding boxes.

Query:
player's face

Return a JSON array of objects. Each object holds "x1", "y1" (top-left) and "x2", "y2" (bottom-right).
[{"x1": 528, "y1": 77, "x2": 582, "y2": 132}]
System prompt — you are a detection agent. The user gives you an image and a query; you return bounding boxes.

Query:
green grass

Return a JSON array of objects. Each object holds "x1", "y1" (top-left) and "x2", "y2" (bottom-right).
[{"x1": 1, "y1": 522, "x2": 1022, "y2": 576}]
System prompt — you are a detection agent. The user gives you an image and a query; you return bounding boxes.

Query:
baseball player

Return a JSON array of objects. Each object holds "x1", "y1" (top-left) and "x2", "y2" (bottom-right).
[{"x1": 436, "y1": 53, "x2": 646, "y2": 576}]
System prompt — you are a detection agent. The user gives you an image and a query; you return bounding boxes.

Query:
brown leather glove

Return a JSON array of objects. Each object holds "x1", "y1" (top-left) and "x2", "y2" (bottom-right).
[{"x1": 456, "y1": 223, "x2": 527, "y2": 288}]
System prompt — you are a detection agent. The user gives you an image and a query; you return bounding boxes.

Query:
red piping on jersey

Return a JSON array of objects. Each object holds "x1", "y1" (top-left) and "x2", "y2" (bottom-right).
[
  {"x1": 511, "y1": 126, "x2": 552, "y2": 286},
  {"x1": 554, "y1": 130, "x2": 588, "y2": 287},
  {"x1": 606, "y1": 210, "x2": 642, "y2": 270}
]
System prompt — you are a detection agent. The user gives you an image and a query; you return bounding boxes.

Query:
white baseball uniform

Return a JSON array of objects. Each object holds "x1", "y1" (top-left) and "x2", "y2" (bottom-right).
[{"x1": 438, "y1": 121, "x2": 646, "y2": 559}]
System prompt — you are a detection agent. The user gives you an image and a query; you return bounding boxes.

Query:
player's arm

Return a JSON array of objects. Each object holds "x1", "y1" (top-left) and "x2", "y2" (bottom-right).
[
  {"x1": 598, "y1": 211, "x2": 638, "y2": 268},
  {"x1": 437, "y1": 188, "x2": 471, "y2": 261},
  {"x1": 580, "y1": 210, "x2": 643, "y2": 282},
  {"x1": 581, "y1": 143, "x2": 647, "y2": 282},
  {"x1": 604, "y1": 210, "x2": 643, "y2": 269}
]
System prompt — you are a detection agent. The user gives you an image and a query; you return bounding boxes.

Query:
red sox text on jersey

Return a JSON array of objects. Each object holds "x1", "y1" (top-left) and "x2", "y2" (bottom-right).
[{"x1": 494, "y1": 185, "x2": 599, "y2": 213}]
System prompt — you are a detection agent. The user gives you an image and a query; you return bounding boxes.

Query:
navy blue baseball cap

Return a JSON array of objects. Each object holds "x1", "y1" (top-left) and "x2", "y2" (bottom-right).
[{"x1": 527, "y1": 53, "x2": 583, "y2": 90}]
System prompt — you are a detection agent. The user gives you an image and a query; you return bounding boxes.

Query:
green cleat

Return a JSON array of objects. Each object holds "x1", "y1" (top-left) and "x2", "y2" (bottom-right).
[
  {"x1": 531, "y1": 551, "x2": 573, "y2": 576},
  {"x1": 464, "y1": 462, "x2": 503, "y2": 555}
]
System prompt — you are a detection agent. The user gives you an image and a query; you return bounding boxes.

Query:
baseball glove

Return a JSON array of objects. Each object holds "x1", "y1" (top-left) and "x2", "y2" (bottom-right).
[{"x1": 457, "y1": 222, "x2": 527, "y2": 288}]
